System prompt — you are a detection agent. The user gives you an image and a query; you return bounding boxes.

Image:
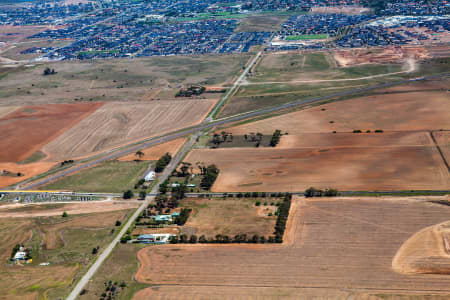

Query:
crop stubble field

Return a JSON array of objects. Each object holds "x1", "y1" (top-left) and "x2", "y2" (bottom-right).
[
  {"x1": 42, "y1": 100, "x2": 216, "y2": 161},
  {"x1": 134, "y1": 196, "x2": 450, "y2": 299}
]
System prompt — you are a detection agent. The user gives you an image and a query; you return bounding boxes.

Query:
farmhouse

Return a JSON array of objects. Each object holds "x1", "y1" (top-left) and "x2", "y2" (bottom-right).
[
  {"x1": 13, "y1": 251, "x2": 26, "y2": 261},
  {"x1": 137, "y1": 234, "x2": 174, "y2": 244},
  {"x1": 152, "y1": 212, "x2": 180, "y2": 222},
  {"x1": 144, "y1": 171, "x2": 156, "y2": 181}
]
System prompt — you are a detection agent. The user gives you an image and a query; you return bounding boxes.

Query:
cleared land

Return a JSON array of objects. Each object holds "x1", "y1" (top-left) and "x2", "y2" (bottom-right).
[
  {"x1": 118, "y1": 138, "x2": 186, "y2": 162},
  {"x1": 184, "y1": 143, "x2": 449, "y2": 192},
  {"x1": 0, "y1": 105, "x2": 17, "y2": 118},
  {"x1": 40, "y1": 160, "x2": 151, "y2": 193},
  {"x1": 134, "y1": 196, "x2": 450, "y2": 299},
  {"x1": 42, "y1": 100, "x2": 215, "y2": 161},
  {"x1": 0, "y1": 54, "x2": 250, "y2": 106},
  {"x1": 0, "y1": 102, "x2": 102, "y2": 163},
  {"x1": 179, "y1": 197, "x2": 277, "y2": 238},
  {"x1": 0, "y1": 208, "x2": 134, "y2": 300},
  {"x1": 227, "y1": 90, "x2": 450, "y2": 134}
]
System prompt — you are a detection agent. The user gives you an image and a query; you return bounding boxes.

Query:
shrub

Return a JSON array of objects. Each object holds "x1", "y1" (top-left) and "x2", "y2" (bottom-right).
[
  {"x1": 375, "y1": 129, "x2": 384, "y2": 133},
  {"x1": 255, "y1": 201, "x2": 261, "y2": 206},
  {"x1": 123, "y1": 190, "x2": 134, "y2": 199},
  {"x1": 62, "y1": 211, "x2": 68, "y2": 218},
  {"x1": 353, "y1": 129, "x2": 362, "y2": 133}
]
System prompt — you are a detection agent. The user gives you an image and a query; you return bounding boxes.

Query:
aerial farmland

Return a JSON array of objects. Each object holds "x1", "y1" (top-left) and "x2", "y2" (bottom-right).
[{"x1": 0, "y1": 0, "x2": 449, "y2": 299}]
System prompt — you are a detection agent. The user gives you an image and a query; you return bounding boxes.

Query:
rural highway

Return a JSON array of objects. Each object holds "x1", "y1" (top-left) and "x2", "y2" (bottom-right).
[
  {"x1": 66, "y1": 133, "x2": 199, "y2": 300},
  {"x1": 23, "y1": 71, "x2": 450, "y2": 191}
]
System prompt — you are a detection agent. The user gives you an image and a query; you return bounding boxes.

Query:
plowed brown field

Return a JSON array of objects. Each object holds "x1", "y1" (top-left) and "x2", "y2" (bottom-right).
[
  {"x1": 434, "y1": 131, "x2": 450, "y2": 166},
  {"x1": 184, "y1": 131, "x2": 449, "y2": 192},
  {"x1": 0, "y1": 162, "x2": 55, "y2": 188},
  {"x1": 118, "y1": 138, "x2": 186, "y2": 162},
  {"x1": 228, "y1": 91, "x2": 450, "y2": 135},
  {"x1": 43, "y1": 100, "x2": 216, "y2": 161},
  {"x1": 134, "y1": 196, "x2": 450, "y2": 299},
  {"x1": 0, "y1": 102, "x2": 103, "y2": 162}
]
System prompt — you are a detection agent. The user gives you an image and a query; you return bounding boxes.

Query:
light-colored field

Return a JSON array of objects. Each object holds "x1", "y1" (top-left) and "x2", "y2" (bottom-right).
[
  {"x1": 43, "y1": 100, "x2": 215, "y2": 161},
  {"x1": 118, "y1": 138, "x2": 186, "y2": 162},
  {"x1": 0, "y1": 200, "x2": 139, "y2": 218},
  {"x1": 228, "y1": 90, "x2": 450, "y2": 135},
  {"x1": 0, "y1": 25, "x2": 48, "y2": 44},
  {"x1": 0, "y1": 105, "x2": 17, "y2": 118},
  {"x1": 134, "y1": 196, "x2": 450, "y2": 299},
  {"x1": 179, "y1": 197, "x2": 277, "y2": 238},
  {"x1": 393, "y1": 220, "x2": 450, "y2": 275},
  {"x1": 0, "y1": 102, "x2": 103, "y2": 162},
  {"x1": 0, "y1": 162, "x2": 55, "y2": 188},
  {"x1": 184, "y1": 141, "x2": 449, "y2": 192},
  {"x1": 0, "y1": 209, "x2": 133, "y2": 300}
]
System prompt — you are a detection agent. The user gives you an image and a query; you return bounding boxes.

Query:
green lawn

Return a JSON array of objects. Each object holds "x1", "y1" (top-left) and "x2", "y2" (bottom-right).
[
  {"x1": 40, "y1": 160, "x2": 152, "y2": 193},
  {"x1": 285, "y1": 34, "x2": 328, "y2": 40}
]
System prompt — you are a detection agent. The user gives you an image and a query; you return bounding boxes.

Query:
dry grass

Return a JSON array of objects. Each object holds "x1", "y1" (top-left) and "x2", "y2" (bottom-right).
[
  {"x1": 0, "y1": 209, "x2": 133, "y2": 300},
  {"x1": 179, "y1": 197, "x2": 277, "y2": 237},
  {"x1": 0, "y1": 106, "x2": 18, "y2": 118},
  {"x1": 134, "y1": 196, "x2": 450, "y2": 299},
  {"x1": 118, "y1": 138, "x2": 186, "y2": 162},
  {"x1": 42, "y1": 100, "x2": 215, "y2": 161},
  {"x1": 0, "y1": 200, "x2": 140, "y2": 218}
]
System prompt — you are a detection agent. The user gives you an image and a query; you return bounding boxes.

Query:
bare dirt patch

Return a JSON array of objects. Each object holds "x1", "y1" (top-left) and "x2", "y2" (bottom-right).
[
  {"x1": 184, "y1": 143, "x2": 449, "y2": 192},
  {"x1": 134, "y1": 196, "x2": 450, "y2": 299},
  {"x1": 118, "y1": 138, "x2": 186, "y2": 162},
  {"x1": 0, "y1": 25, "x2": 48, "y2": 44},
  {"x1": 228, "y1": 90, "x2": 450, "y2": 135},
  {"x1": 0, "y1": 102, "x2": 103, "y2": 163},
  {"x1": 333, "y1": 47, "x2": 428, "y2": 67},
  {"x1": 0, "y1": 162, "x2": 55, "y2": 188},
  {"x1": 43, "y1": 100, "x2": 215, "y2": 161}
]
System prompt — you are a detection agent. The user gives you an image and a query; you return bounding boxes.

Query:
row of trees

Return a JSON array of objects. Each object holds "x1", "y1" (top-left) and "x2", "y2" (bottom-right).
[
  {"x1": 174, "y1": 208, "x2": 192, "y2": 226},
  {"x1": 274, "y1": 194, "x2": 292, "y2": 243},
  {"x1": 304, "y1": 187, "x2": 339, "y2": 197},
  {"x1": 155, "y1": 152, "x2": 172, "y2": 172},
  {"x1": 169, "y1": 233, "x2": 281, "y2": 244},
  {"x1": 211, "y1": 131, "x2": 233, "y2": 145},
  {"x1": 200, "y1": 164, "x2": 219, "y2": 190},
  {"x1": 270, "y1": 129, "x2": 282, "y2": 147}
]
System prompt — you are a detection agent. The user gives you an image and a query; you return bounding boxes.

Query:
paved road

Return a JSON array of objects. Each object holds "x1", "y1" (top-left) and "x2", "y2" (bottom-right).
[
  {"x1": 23, "y1": 71, "x2": 450, "y2": 191},
  {"x1": 66, "y1": 133, "x2": 199, "y2": 300}
]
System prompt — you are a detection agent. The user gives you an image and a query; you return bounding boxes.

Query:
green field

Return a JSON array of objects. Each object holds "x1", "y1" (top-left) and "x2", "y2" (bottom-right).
[
  {"x1": 285, "y1": 34, "x2": 328, "y2": 40},
  {"x1": 40, "y1": 160, "x2": 151, "y2": 193}
]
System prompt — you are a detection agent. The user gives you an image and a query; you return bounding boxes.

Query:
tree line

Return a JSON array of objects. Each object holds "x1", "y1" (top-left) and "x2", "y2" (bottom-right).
[
  {"x1": 304, "y1": 187, "x2": 339, "y2": 197},
  {"x1": 155, "y1": 152, "x2": 172, "y2": 172}
]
